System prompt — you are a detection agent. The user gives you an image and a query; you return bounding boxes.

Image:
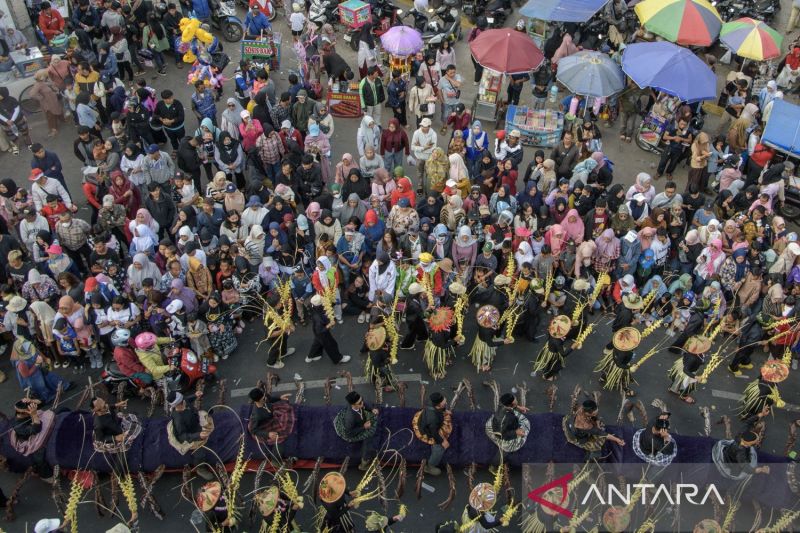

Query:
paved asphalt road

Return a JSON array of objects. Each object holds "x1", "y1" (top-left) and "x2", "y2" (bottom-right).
[{"x1": 2, "y1": 6, "x2": 800, "y2": 533}]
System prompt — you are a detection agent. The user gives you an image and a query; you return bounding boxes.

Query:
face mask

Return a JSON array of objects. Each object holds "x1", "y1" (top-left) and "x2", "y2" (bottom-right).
[{"x1": 61, "y1": 221, "x2": 71, "y2": 227}]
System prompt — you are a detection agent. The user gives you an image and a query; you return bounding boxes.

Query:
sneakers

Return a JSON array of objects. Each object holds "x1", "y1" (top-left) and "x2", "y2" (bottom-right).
[
  {"x1": 305, "y1": 355, "x2": 322, "y2": 363},
  {"x1": 739, "y1": 363, "x2": 754, "y2": 370},
  {"x1": 358, "y1": 458, "x2": 370, "y2": 471},
  {"x1": 357, "y1": 312, "x2": 366, "y2": 324},
  {"x1": 53, "y1": 361, "x2": 61, "y2": 369},
  {"x1": 424, "y1": 464, "x2": 442, "y2": 476},
  {"x1": 221, "y1": 353, "x2": 229, "y2": 360},
  {"x1": 267, "y1": 361, "x2": 285, "y2": 369},
  {"x1": 285, "y1": 347, "x2": 296, "y2": 357},
  {"x1": 728, "y1": 366, "x2": 742, "y2": 377},
  {"x1": 338, "y1": 355, "x2": 352, "y2": 364},
  {"x1": 62, "y1": 360, "x2": 70, "y2": 368},
  {"x1": 336, "y1": 318, "x2": 344, "y2": 324}
]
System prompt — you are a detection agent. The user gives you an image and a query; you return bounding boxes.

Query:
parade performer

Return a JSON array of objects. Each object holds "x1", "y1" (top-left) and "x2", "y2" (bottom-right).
[
  {"x1": 312, "y1": 256, "x2": 343, "y2": 324},
  {"x1": 333, "y1": 391, "x2": 379, "y2": 471},
  {"x1": 712, "y1": 430, "x2": 771, "y2": 481},
  {"x1": 563, "y1": 399, "x2": 625, "y2": 461},
  {"x1": 728, "y1": 313, "x2": 764, "y2": 375},
  {"x1": 446, "y1": 280, "x2": 468, "y2": 344},
  {"x1": 461, "y1": 482, "x2": 502, "y2": 532},
  {"x1": 596, "y1": 326, "x2": 640, "y2": 396},
  {"x1": 365, "y1": 323, "x2": 397, "y2": 392},
  {"x1": 423, "y1": 307, "x2": 457, "y2": 379},
  {"x1": 412, "y1": 391, "x2": 453, "y2": 476},
  {"x1": 668, "y1": 298, "x2": 710, "y2": 353},
  {"x1": 474, "y1": 274, "x2": 511, "y2": 316},
  {"x1": 254, "y1": 485, "x2": 301, "y2": 532},
  {"x1": 534, "y1": 315, "x2": 579, "y2": 381},
  {"x1": 667, "y1": 335, "x2": 711, "y2": 404},
  {"x1": 319, "y1": 471, "x2": 357, "y2": 532},
  {"x1": 739, "y1": 359, "x2": 788, "y2": 420},
  {"x1": 166, "y1": 390, "x2": 215, "y2": 480},
  {"x1": 307, "y1": 294, "x2": 351, "y2": 364},
  {"x1": 603, "y1": 292, "x2": 641, "y2": 353},
  {"x1": 469, "y1": 305, "x2": 511, "y2": 372},
  {"x1": 400, "y1": 283, "x2": 429, "y2": 350},
  {"x1": 90, "y1": 396, "x2": 142, "y2": 454},
  {"x1": 633, "y1": 412, "x2": 677, "y2": 467},
  {"x1": 416, "y1": 252, "x2": 443, "y2": 307},
  {"x1": 10, "y1": 398, "x2": 55, "y2": 482},
  {"x1": 196, "y1": 481, "x2": 234, "y2": 532},
  {"x1": 517, "y1": 276, "x2": 545, "y2": 342},
  {"x1": 486, "y1": 392, "x2": 530, "y2": 464},
  {"x1": 263, "y1": 290, "x2": 296, "y2": 369},
  {"x1": 246, "y1": 387, "x2": 295, "y2": 456}
]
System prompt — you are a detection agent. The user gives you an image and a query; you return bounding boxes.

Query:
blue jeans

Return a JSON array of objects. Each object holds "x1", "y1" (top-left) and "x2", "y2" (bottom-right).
[
  {"x1": 265, "y1": 161, "x2": 281, "y2": 182},
  {"x1": 383, "y1": 151, "x2": 403, "y2": 172}
]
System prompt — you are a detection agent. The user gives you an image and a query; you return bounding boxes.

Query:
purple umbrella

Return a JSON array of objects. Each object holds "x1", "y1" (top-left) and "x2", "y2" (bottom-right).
[{"x1": 379, "y1": 26, "x2": 424, "y2": 56}]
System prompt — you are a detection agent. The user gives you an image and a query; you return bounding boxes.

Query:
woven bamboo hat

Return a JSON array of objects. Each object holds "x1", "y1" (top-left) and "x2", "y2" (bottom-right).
[
  {"x1": 319, "y1": 472, "x2": 346, "y2": 504},
  {"x1": 365, "y1": 326, "x2": 387, "y2": 351},
  {"x1": 476, "y1": 305, "x2": 500, "y2": 328},
  {"x1": 255, "y1": 485, "x2": 280, "y2": 517},
  {"x1": 548, "y1": 315, "x2": 572, "y2": 337},
  {"x1": 468, "y1": 482, "x2": 496, "y2": 512},
  {"x1": 613, "y1": 327, "x2": 641, "y2": 352},
  {"x1": 761, "y1": 359, "x2": 790, "y2": 383},
  {"x1": 684, "y1": 335, "x2": 712, "y2": 355},
  {"x1": 196, "y1": 481, "x2": 222, "y2": 512}
]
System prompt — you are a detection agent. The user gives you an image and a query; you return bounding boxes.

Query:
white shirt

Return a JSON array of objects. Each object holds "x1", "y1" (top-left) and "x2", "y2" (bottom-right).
[
  {"x1": 31, "y1": 178, "x2": 73, "y2": 211},
  {"x1": 289, "y1": 12, "x2": 305, "y2": 32},
  {"x1": 411, "y1": 128, "x2": 437, "y2": 160},
  {"x1": 368, "y1": 260, "x2": 397, "y2": 302},
  {"x1": 106, "y1": 304, "x2": 140, "y2": 328}
]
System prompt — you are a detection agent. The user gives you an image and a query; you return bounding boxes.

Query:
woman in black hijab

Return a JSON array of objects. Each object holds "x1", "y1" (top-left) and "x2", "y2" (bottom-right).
[
  {"x1": 0, "y1": 87, "x2": 30, "y2": 154},
  {"x1": 214, "y1": 132, "x2": 245, "y2": 189},
  {"x1": 126, "y1": 93, "x2": 155, "y2": 147}
]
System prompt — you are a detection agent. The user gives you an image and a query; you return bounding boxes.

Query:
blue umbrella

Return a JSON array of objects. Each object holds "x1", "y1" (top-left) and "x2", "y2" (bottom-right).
[
  {"x1": 621, "y1": 41, "x2": 717, "y2": 102},
  {"x1": 520, "y1": 0, "x2": 609, "y2": 23},
  {"x1": 555, "y1": 51, "x2": 625, "y2": 98}
]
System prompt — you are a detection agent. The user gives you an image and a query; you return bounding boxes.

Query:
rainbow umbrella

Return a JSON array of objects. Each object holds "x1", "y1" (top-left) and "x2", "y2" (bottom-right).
[
  {"x1": 720, "y1": 18, "x2": 783, "y2": 61},
  {"x1": 635, "y1": 0, "x2": 722, "y2": 47}
]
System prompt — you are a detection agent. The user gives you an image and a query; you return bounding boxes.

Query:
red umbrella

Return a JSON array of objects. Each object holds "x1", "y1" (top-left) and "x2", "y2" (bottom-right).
[{"x1": 469, "y1": 29, "x2": 545, "y2": 74}]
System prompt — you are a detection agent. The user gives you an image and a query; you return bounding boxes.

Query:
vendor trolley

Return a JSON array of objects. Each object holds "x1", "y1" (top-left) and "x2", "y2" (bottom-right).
[{"x1": 505, "y1": 105, "x2": 564, "y2": 148}]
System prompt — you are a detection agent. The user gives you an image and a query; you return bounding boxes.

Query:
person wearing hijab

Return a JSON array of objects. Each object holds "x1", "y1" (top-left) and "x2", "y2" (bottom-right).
[
  {"x1": 390, "y1": 176, "x2": 416, "y2": 207},
  {"x1": 306, "y1": 123, "x2": 332, "y2": 182},
  {"x1": 127, "y1": 253, "x2": 162, "y2": 297},
  {"x1": 552, "y1": 34, "x2": 578, "y2": 65},
  {"x1": 130, "y1": 223, "x2": 157, "y2": 256},
  {"x1": 560, "y1": 208, "x2": 585, "y2": 244},
  {"x1": 544, "y1": 224, "x2": 566, "y2": 257},
  {"x1": 464, "y1": 120, "x2": 489, "y2": 178},
  {"x1": 167, "y1": 278, "x2": 198, "y2": 315},
  {"x1": 356, "y1": 115, "x2": 381, "y2": 158},
  {"x1": 220, "y1": 97, "x2": 245, "y2": 140},
  {"x1": 450, "y1": 225, "x2": 477, "y2": 267},
  {"x1": 214, "y1": 132, "x2": 245, "y2": 188},
  {"x1": 448, "y1": 153, "x2": 470, "y2": 199}
]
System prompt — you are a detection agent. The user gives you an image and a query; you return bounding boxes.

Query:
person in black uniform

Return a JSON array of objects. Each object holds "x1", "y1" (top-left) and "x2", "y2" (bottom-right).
[
  {"x1": 337, "y1": 391, "x2": 380, "y2": 471},
  {"x1": 366, "y1": 324, "x2": 397, "y2": 392},
  {"x1": 718, "y1": 431, "x2": 771, "y2": 478},
  {"x1": 306, "y1": 294, "x2": 351, "y2": 364},
  {"x1": 418, "y1": 392, "x2": 450, "y2": 476},
  {"x1": 728, "y1": 312, "x2": 763, "y2": 375},
  {"x1": 247, "y1": 387, "x2": 294, "y2": 458},
  {"x1": 564, "y1": 399, "x2": 626, "y2": 461},
  {"x1": 669, "y1": 298, "x2": 710, "y2": 353},
  {"x1": 91, "y1": 396, "x2": 126, "y2": 445},
  {"x1": 667, "y1": 335, "x2": 709, "y2": 404},
  {"x1": 264, "y1": 291, "x2": 296, "y2": 369},
  {"x1": 12, "y1": 399, "x2": 53, "y2": 482},
  {"x1": 604, "y1": 292, "x2": 640, "y2": 352},
  {"x1": 517, "y1": 267, "x2": 544, "y2": 342},
  {"x1": 167, "y1": 390, "x2": 214, "y2": 480},
  {"x1": 489, "y1": 392, "x2": 529, "y2": 465},
  {"x1": 634, "y1": 412, "x2": 676, "y2": 469},
  {"x1": 474, "y1": 274, "x2": 510, "y2": 317},
  {"x1": 539, "y1": 316, "x2": 579, "y2": 381},
  {"x1": 319, "y1": 472, "x2": 356, "y2": 533},
  {"x1": 401, "y1": 283, "x2": 429, "y2": 349}
]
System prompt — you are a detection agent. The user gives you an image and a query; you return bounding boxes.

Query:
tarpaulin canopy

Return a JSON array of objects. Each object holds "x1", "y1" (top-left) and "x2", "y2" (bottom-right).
[
  {"x1": 763, "y1": 99, "x2": 800, "y2": 156},
  {"x1": 520, "y1": 0, "x2": 610, "y2": 23}
]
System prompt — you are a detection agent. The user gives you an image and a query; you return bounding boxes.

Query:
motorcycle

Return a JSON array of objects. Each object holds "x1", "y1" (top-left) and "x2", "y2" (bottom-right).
[
  {"x1": 163, "y1": 341, "x2": 218, "y2": 394},
  {"x1": 309, "y1": 0, "x2": 339, "y2": 28},
  {"x1": 236, "y1": 0, "x2": 279, "y2": 21},
  {"x1": 576, "y1": 16, "x2": 608, "y2": 50},
  {"x1": 401, "y1": 5, "x2": 461, "y2": 47},
  {"x1": 484, "y1": 0, "x2": 511, "y2": 29},
  {"x1": 200, "y1": 0, "x2": 245, "y2": 42},
  {"x1": 100, "y1": 362, "x2": 147, "y2": 397}
]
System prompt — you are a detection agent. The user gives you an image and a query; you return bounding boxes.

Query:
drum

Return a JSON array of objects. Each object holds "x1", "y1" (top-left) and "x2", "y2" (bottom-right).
[
  {"x1": 411, "y1": 409, "x2": 453, "y2": 445},
  {"x1": 484, "y1": 410, "x2": 530, "y2": 453},
  {"x1": 333, "y1": 408, "x2": 377, "y2": 443}
]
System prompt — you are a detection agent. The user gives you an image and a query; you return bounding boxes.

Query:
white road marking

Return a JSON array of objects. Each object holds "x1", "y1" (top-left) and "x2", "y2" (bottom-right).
[
  {"x1": 230, "y1": 373, "x2": 423, "y2": 397},
  {"x1": 711, "y1": 389, "x2": 800, "y2": 412}
]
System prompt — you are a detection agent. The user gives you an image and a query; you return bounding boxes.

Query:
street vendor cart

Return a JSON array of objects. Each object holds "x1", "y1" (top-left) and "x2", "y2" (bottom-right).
[
  {"x1": 241, "y1": 32, "x2": 282, "y2": 71},
  {"x1": 505, "y1": 105, "x2": 564, "y2": 147}
]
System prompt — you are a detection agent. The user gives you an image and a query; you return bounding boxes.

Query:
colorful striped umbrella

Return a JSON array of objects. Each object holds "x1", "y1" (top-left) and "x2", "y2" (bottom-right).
[
  {"x1": 720, "y1": 18, "x2": 783, "y2": 61},
  {"x1": 634, "y1": 0, "x2": 722, "y2": 47}
]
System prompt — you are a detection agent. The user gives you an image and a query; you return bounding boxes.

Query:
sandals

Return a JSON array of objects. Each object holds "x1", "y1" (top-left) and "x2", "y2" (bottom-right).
[
  {"x1": 680, "y1": 395, "x2": 696, "y2": 404},
  {"x1": 10, "y1": 144, "x2": 19, "y2": 155}
]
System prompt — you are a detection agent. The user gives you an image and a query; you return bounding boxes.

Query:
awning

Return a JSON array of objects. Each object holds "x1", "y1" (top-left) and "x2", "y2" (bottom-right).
[
  {"x1": 763, "y1": 99, "x2": 800, "y2": 157},
  {"x1": 520, "y1": 0, "x2": 611, "y2": 23}
]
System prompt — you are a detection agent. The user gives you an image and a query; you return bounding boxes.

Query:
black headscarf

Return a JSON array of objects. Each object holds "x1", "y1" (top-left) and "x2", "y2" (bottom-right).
[
  {"x1": 377, "y1": 250, "x2": 391, "y2": 274},
  {"x1": 0, "y1": 178, "x2": 18, "y2": 198},
  {"x1": 359, "y1": 22, "x2": 375, "y2": 48},
  {"x1": 216, "y1": 132, "x2": 240, "y2": 165}
]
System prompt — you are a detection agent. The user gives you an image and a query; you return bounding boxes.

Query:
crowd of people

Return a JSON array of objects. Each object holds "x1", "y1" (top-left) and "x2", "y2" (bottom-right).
[{"x1": 1, "y1": 0, "x2": 800, "y2": 531}]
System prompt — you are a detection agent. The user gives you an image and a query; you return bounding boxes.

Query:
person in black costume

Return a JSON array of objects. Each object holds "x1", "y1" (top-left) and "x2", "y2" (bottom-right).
[
  {"x1": 91, "y1": 396, "x2": 126, "y2": 445},
  {"x1": 12, "y1": 399, "x2": 53, "y2": 482},
  {"x1": 306, "y1": 294, "x2": 351, "y2": 364},
  {"x1": 334, "y1": 391, "x2": 380, "y2": 471},
  {"x1": 400, "y1": 283, "x2": 429, "y2": 349},
  {"x1": 668, "y1": 298, "x2": 710, "y2": 353},
  {"x1": 167, "y1": 390, "x2": 215, "y2": 480}
]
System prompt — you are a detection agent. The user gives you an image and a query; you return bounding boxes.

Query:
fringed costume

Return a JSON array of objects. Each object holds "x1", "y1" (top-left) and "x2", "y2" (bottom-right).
[
  {"x1": 596, "y1": 326, "x2": 640, "y2": 396},
  {"x1": 423, "y1": 307, "x2": 457, "y2": 379},
  {"x1": 667, "y1": 335, "x2": 710, "y2": 403},
  {"x1": 533, "y1": 315, "x2": 573, "y2": 380},
  {"x1": 469, "y1": 305, "x2": 504, "y2": 371}
]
